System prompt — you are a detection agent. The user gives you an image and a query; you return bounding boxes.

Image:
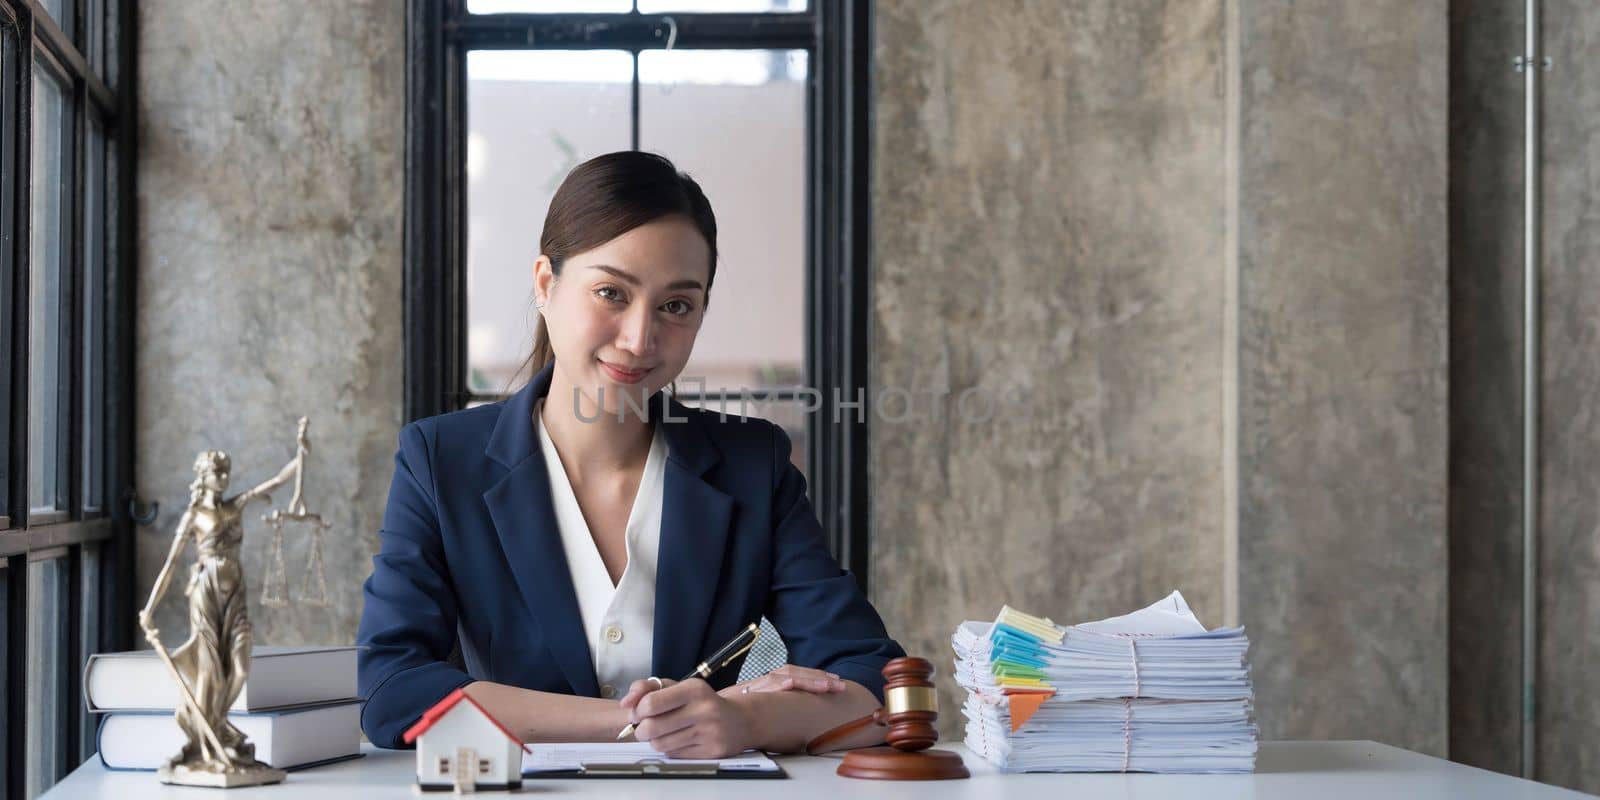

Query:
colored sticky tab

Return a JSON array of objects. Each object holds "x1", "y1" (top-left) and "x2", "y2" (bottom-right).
[
  {"x1": 991, "y1": 646, "x2": 1047, "y2": 669},
  {"x1": 1008, "y1": 691, "x2": 1054, "y2": 732},
  {"x1": 995, "y1": 614, "x2": 1051, "y2": 642},
  {"x1": 992, "y1": 663, "x2": 1046, "y2": 681},
  {"x1": 995, "y1": 676, "x2": 1051, "y2": 690},
  {"x1": 991, "y1": 649, "x2": 1033, "y2": 667},
  {"x1": 992, "y1": 624, "x2": 1044, "y2": 648},
  {"x1": 997, "y1": 605, "x2": 1064, "y2": 643}
]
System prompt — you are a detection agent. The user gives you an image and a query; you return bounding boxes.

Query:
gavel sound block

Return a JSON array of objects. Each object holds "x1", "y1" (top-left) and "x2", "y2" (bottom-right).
[{"x1": 805, "y1": 656, "x2": 970, "y2": 780}]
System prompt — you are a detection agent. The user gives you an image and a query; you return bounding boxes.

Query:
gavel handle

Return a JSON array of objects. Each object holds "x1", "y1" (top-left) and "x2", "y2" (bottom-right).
[{"x1": 805, "y1": 708, "x2": 887, "y2": 756}]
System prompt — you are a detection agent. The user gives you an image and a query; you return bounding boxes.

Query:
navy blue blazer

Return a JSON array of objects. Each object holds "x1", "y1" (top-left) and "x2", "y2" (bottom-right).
[{"x1": 357, "y1": 361, "x2": 904, "y2": 748}]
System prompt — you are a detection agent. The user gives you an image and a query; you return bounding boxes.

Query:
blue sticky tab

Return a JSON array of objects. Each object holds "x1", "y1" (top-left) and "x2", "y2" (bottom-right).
[
  {"x1": 992, "y1": 623, "x2": 1042, "y2": 646},
  {"x1": 992, "y1": 645, "x2": 1047, "y2": 669}
]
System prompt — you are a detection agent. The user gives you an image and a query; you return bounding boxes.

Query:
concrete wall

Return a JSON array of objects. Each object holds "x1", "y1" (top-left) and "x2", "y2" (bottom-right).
[
  {"x1": 1534, "y1": 4, "x2": 1600, "y2": 788},
  {"x1": 1233, "y1": 0, "x2": 1449, "y2": 754},
  {"x1": 135, "y1": 1, "x2": 405, "y2": 646},
  {"x1": 871, "y1": 0, "x2": 1452, "y2": 758},
  {"x1": 869, "y1": 0, "x2": 1230, "y2": 737}
]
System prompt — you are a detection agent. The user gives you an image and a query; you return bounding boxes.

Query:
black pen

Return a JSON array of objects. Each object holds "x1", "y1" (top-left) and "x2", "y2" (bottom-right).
[{"x1": 616, "y1": 622, "x2": 761, "y2": 740}]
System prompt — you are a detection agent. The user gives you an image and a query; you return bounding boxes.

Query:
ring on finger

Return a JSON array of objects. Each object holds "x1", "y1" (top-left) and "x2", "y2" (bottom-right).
[{"x1": 647, "y1": 676, "x2": 664, "y2": 690}]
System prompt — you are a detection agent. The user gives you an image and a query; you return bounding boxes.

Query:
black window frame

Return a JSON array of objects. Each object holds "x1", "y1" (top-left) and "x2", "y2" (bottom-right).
[
  {"x1": 404, "y1": 0, "x2": 873, "y2": 586},
  {"x1": 0, "y1": 0, "x2": 137, "y2": 795}
]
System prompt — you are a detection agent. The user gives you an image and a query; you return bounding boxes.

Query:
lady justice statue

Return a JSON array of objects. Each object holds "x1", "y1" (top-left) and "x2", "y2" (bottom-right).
[{"x1": 137, "y1": 417, "x2": 315, "y2": 787}]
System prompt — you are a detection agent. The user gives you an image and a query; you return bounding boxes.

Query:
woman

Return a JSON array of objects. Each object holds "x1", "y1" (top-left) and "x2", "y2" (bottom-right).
[{"x1": 358, "y1": 151, "x2": 904, "y2": 758}]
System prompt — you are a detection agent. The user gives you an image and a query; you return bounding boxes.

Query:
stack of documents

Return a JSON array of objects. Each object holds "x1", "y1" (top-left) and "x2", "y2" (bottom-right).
[{"x1": 952, "y1": 591, "x2": 1256, "y2": 773}]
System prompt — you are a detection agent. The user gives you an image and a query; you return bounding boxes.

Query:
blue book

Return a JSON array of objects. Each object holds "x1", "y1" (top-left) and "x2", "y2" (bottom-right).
[{"x1": 96, "y1": 700, "x2": 362, "y2": 772}]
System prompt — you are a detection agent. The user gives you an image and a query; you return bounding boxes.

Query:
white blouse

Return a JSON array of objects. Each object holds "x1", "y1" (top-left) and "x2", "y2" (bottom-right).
[{"x1": 533, "y1": 398, "x2": 667, "y2": 699}]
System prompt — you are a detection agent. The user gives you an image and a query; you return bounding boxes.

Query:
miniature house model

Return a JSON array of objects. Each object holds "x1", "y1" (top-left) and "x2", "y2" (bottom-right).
[{"x1": 403, "y1": 688, "x2": 530, "y2": 792}]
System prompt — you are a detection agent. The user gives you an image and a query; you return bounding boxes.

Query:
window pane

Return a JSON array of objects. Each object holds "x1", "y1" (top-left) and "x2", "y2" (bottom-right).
[
  {"x1": 102, "y1": 0, "x2": 118, "y2": 87},
  {"x1": 465, "y1": 50, "x2": 632, "y2": 394},
  {"x1": 637, "y1": 0, "x2": 807, "y2": 11},
  {"x1": 467, "y1": 0, "x2": 631, "y2": 12},
  {"x1": 28, "y1": 65, "x2": 69, "y2": 514},
  {"x1": 25, "y1": 556, "x2": 70, "y2": 797},
  {"x1": 36, "y1": 0, "x2": 68, "y2": 36},
  {"x1": 639, "y1": 50, "x2": 807, "y2": 394},
  {"x1": 87, "y1": 0, "x2": 106, "y2": 80},
  {"x1": 79, "y1": 544, "x2": 102, "y2": 759},
  {"x1": 83, "y1": 119, "x2": 106, "y2": 512},
  {"x1": 0, "y1": 28, "x2": 14, "y2": 520}
]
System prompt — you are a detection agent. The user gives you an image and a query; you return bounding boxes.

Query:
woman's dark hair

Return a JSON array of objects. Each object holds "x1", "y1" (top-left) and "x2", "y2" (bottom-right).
[{"x1": 513, "y1": 151, "x2": 718, "y2": 390}]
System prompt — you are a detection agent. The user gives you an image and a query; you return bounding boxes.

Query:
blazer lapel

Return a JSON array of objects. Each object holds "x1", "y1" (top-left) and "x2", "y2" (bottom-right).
[
  {"x1": 482, "y1": 362, "x2": 600, "y2": 698},
  {"x1": 651, "y1": 394, "x2": 735, "y2": 679}
]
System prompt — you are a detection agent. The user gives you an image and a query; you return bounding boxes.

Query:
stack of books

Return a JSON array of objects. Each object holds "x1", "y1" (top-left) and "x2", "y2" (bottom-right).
[
  {"x1": 84, "y1": 645, "x2": 362, "y2": 771},
  {"x1": 952, "y1": 591, "x2": 1256, "y2": 773}
]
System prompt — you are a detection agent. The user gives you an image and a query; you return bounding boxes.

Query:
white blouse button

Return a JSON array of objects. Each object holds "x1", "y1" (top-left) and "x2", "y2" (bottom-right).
[
  {"x1": 605, "y1": 625, "x2": 624, "y2": 644},
  {"x1": 600, "y1": 684, "x2": 616, "y2": 698}
]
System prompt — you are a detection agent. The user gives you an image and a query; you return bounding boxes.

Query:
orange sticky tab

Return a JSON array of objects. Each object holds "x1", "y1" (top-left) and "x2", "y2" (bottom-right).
[{"x1": 1008, "y1": 691, "x2": 1053, "y2": 732}]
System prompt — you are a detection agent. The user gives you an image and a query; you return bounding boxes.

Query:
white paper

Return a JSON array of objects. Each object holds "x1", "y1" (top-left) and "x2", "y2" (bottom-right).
[
  {"x1": 521, "y1": 742, "x2": 780, "y2": 774},
  {"x1": 1072, "y1": 590, "x2": 1208, "y2": 637}
]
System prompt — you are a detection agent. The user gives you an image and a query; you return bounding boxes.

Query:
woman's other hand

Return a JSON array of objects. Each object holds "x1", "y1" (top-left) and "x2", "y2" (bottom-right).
[
  {"x1": 722, "y1": 664, "x2": 847, "y2": 696},
  {"x1": 617, "y1": 664, "x2": 846, "y2": 712}
]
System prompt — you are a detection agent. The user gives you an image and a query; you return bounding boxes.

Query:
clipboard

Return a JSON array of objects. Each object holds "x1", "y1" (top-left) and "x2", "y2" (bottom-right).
[
  {"x1": 524, "y1": 760, "x2": 788, "y2": 779},
  {"x1": 521, "y1": 743, "x2": 787, "y2": 779}
]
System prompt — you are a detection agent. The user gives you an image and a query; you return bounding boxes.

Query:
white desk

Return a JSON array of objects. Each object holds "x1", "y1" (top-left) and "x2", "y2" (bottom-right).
[{"x1": 42, "y1": 742, "x2": 1594, "y2": 799}]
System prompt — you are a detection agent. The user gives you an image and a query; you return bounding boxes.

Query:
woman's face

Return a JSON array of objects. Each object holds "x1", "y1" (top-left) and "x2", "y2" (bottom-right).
[{"x1": 535, "y1": 215, "x2": 710, "y2": 416}]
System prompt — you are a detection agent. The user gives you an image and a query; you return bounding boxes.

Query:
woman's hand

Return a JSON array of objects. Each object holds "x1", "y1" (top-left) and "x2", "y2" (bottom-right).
[
  {"x1": 618, "y1": 678, "x2": 758, "y2": 758},
  {"x1": 722, "y1": 664, "x2": 848, "y2": 697},
  {"x1": 615, "y1": 666, "x2": 849, "y2": 756}
]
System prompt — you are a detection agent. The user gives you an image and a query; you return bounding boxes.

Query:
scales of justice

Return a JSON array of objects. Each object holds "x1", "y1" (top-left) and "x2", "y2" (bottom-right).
[{"x1": 137, "y1": 417, "x2": 332, "y2": 787}]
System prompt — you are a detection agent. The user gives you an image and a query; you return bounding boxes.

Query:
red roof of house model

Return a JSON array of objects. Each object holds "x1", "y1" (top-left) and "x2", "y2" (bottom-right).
[{"x1": 401, "y1": 688, "x2": 531, "y2": 752}]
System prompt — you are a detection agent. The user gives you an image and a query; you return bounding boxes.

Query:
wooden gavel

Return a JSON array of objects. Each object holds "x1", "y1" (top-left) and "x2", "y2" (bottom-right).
[{"x1": 805, "y1": 656, "x2": 969, "y2": 780}]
